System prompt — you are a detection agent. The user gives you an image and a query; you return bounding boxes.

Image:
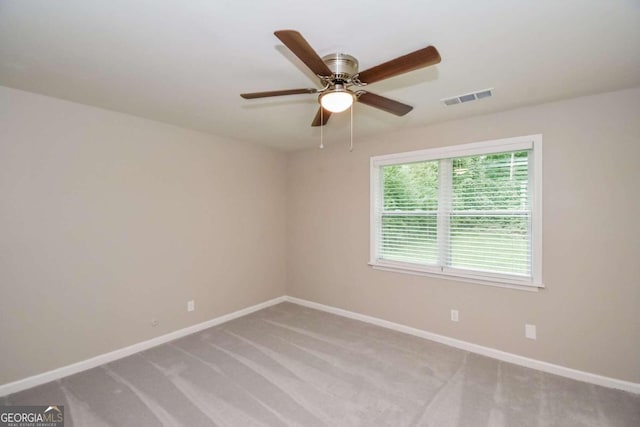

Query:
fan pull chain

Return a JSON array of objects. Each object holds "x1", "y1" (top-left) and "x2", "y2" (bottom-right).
[
  {"x1": 349, "y1": 103, "x2": 354, "y2": 152},
  {"x1": 319, "y1": 107, "x2": 324, "y2": 149}
]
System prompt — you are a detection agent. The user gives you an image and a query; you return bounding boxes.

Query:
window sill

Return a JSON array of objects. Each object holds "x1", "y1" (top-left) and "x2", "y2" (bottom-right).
[{"x1": 369, "y1": 261, "x2": 544, "y2": 292}]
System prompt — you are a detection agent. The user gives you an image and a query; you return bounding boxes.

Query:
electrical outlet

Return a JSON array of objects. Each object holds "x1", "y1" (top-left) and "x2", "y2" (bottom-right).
[
  {"x1": 151, "y1": 318, "x2": 159, "y2": 327},
  {"x1": 525, "y1": 324, "x2": 536, "y2": 340},
  {"x1": 451, "y1": 309, "x2": 459, "y2": 322},
  {"x1": 187, "y1": 300, "x2": 195, "y2": 312}
]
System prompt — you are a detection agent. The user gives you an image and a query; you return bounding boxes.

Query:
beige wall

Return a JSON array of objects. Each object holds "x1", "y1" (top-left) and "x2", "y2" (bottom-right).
[
  {"x1": 0, "y1": 87, "x2": 287, "y2": 384},
  {"x1": 2, "y1": 85, "x2": 638, "y2": 387},
  {"x1": 287, "y1": 87, "x2": 640, "y2": 383}
]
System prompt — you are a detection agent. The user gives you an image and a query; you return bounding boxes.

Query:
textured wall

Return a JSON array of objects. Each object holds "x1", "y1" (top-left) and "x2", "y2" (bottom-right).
[
  {"x1": 286, "y1": 87, "x2": 640, "y2": 383},
  {"x1": 0, "y1": 87, "x2": 287, "y2": 384}
]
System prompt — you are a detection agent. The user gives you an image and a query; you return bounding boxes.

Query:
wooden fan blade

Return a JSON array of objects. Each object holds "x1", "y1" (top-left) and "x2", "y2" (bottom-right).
[
  {"x1": 311, "y1": 107, "x2": 332, "y2": 127},
  {"x1": 357, "y1": 46, "x2": 441, "y2": 84},
  {"x1": 274, "y1": 30, "x2": 332, "y2": 76},
  {"x1": 357, "y1": 92, "x2": 413, "y2": 116},
  {"x1": 240, "y1": 88, "x2": 318, "y2": 99}
]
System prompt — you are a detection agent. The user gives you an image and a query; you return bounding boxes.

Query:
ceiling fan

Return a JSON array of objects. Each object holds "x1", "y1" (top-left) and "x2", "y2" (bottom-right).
[{"x1": 240, "y1": 30, "x2": 441, "y2": 127}]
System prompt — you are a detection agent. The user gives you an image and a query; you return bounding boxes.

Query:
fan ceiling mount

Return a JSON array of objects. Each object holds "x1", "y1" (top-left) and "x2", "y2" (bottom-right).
[{"x1": 241, "y1": 30, "x2": 441, "y2": 127}]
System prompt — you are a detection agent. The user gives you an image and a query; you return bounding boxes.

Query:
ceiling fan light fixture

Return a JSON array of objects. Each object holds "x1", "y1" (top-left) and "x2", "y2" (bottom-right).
[
  {"x1": 241, "y1": 30, "x2": 442, "y2": 126},
  {"x1": 320, "y1": 87, "x2": 354, "y2": 113}
]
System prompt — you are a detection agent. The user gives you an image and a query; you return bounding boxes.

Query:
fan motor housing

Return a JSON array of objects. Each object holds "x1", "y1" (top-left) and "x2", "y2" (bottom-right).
[{"x1": 322, "y1": 53, "x2": 359, "y2": 80}]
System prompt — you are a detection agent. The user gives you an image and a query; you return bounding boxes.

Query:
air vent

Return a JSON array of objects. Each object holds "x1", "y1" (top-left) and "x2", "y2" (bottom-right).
[
  {"x1": 442, "y1": 88, "x2": 493, "y2": 106},
  {"x1": 459, "y1": 94, "x2": 476, "y2": 103},
  {"x1": 475, "y1": 89, "x2": 492, "y2": 99}
]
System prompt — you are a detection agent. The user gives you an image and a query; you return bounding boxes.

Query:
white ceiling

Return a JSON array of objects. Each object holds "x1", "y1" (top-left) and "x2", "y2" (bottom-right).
[{"x1": 1, "y1": 0, "x2": 639, "y2": 151}]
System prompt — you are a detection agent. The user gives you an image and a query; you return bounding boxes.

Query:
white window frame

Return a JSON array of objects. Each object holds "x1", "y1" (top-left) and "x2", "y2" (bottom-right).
[{"x1": 370, "y1": 134, "x2": 543, "y2": 291}]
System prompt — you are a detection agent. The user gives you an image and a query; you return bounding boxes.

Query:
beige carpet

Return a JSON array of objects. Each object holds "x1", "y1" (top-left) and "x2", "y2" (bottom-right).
[{"x1": 3, "y1": 302, "x2": 639, "y2": 426}]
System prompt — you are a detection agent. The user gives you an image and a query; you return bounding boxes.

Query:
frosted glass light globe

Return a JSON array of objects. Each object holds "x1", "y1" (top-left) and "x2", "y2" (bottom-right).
[{"x1": 320, "y1": 90, "x2": 354, "y2": 113}]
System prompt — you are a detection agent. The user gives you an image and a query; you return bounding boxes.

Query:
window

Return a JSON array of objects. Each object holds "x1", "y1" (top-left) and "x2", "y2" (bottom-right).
[{"x1": 370, "y1": 135, "x2": 542, "y2": 289}]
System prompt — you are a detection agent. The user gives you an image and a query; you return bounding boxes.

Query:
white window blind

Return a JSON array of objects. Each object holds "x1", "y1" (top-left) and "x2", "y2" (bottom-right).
[
  {"x1": 445, "y1": 151, "x2": 531, "y2": 276},
  {"x1": 371, "y1": 135, "x2": 542, "y2": 289},
  {"x1": 380, "y1": 160, "x2": 440, "y2": 265}
]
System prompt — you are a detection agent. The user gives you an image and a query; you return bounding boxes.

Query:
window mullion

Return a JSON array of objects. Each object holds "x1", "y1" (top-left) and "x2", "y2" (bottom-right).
[{"x1": 437, "y1": 158, "x2": 452, "y2": 270}]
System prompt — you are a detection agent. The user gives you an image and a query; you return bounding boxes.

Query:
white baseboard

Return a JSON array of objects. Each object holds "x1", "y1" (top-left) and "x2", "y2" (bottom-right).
[
  {"x1": 3, "y1": 294, "x2": 638, "y2": 397},
  {"x1": 0, "y1": 296, "x2": 286, "y2": 397},
  {"x1": 284, "y1": 296, "x2": 640, "y2": 395}
]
